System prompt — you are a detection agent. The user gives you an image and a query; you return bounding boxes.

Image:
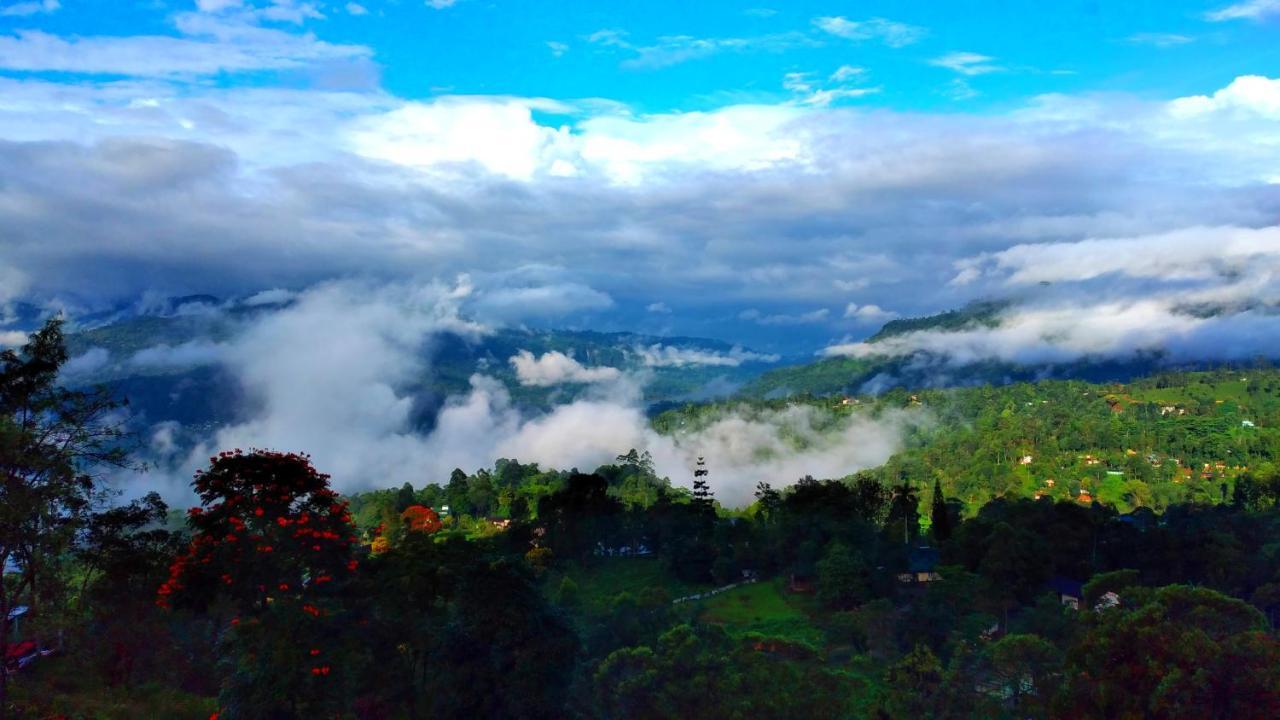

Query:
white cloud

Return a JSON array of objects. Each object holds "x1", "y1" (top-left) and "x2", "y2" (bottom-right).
[
  {"x1": 547, "y1": 41, "x2": 568, "y2": 57},
  {"x1": 844, "y1": 303, "x2": 898, "y2": 323},
  {"x1": 830, "y1": 65, "x2": 864, "y2": 83},
  {"x1": 740, "y1": 308, "x2": 830, "y2": 325},
  {"x1": 1167, "y1": 74, "x2": 1280, "y2": 118},
  {"x1": 954, "y1": 225, "x2": 1280, "y2": 286},
  {"x1": 62, "y1": 347, "x2": 110, "y2": 377},
  {"x1": 241, "y1": 288, "x2": 297, "y2": 306},
  {"x1": 646, "y1": 302, "x2": 671, "y2": 314},
  {"x1": 1205, "y1": 0, "x2": 1280, "y2": 21},
  {"x1": 930, "y1": 51, "x2": 1002, "y2": 76},
  {"x1": 427, "y1": 0, "x2": 459, "y2": 8},
  {"x1": 0, "y1": 0, "x2": 59, "y2": 17},
  {"x1": 812, "y1": 16, "x2": 925, "y2": 47},
  {"x1": 345, "y1": 3, "x2": 368, "y2": 16},
  {"x1": 0, "y1": 17, "x2": 370, "y2": 77},
  {"x1": 128, "y1": 340, "x2": 229, "y2": 369},
  {"x1": 636, "y1": 344, "x2": 779, "y2": 367},
  {"x1": 1127, "y1": 32, "x2": 1194, "y2": 47},
  {"x1": 509, "y1": 350, "x2": 622, "y2": 386},
  {"x1": 195, "y1": 0, "x2": 243, "y2": 12}
]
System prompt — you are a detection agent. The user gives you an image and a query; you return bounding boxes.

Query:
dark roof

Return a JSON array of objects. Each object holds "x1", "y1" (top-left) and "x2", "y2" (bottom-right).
[
  {"x1": 1049, "y1": 576, "x2": 1084, "y2": 598},
  {"x1": 908, "y1": 546, "x2": 940, "y2": 573}
]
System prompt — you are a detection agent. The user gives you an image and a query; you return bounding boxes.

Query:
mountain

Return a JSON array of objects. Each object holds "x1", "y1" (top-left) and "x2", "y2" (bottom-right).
[
  {"x1": 56, "y1": 304, "x2": 786, "y2": 433},
  {"x1": 739, "y1": 300, "x2": 1249, "y2": 399}
]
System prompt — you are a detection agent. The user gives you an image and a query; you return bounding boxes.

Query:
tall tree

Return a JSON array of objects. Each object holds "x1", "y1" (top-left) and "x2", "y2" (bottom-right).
[
  {"x1": 930, "y1": 478, "x2": 952, "y2": 542},
  {"x1": 0, "y1": 318, "x2": 129, "y2": 720}
]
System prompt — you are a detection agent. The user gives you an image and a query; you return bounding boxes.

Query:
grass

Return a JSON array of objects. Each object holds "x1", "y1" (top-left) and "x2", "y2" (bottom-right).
[
  {"x1": 557, "y1": 557, "x2": 711, "y2": 613},
  {"x1": 8, "y1": 654, "x2": 216, "y2": 720},
  {"x1": 697, "y1": 580, "x2": 825, "y2": 647},
  {"x1": 1128, "y1": 379, "x2": 1252, "y2": 408}
]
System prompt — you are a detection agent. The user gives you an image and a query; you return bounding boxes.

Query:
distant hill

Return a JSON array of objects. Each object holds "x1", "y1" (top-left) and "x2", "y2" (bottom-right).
[
  {"x1": 57, "y1": 306, "x2": 785, "y2": 432},
  {"x1": 738, "y1": 300, "x2": 1246, "y2": 399},
  {"x1": 864, "y1": 299, "x2": 1008, "y2": 343}
]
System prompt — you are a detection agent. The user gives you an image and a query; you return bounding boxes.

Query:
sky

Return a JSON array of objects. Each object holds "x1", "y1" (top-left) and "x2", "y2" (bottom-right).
[
  {"x1": 2, "y1": 0, "x2": 1279, "y2": 499},
  {"x1": 0, "y1": 0, "x2": 1278, "y2": 352}
]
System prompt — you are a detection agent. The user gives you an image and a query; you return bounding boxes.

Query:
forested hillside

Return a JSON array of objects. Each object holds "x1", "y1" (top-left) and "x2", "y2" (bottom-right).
[
  {"x1": 7, "y1": 320, "x2": 1280, "y2": 719},
  {"x1": 661, "y1": 368, "x2": 1280, "y2": 514}
]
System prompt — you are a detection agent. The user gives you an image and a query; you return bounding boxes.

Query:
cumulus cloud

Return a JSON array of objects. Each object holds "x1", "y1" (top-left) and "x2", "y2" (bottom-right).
[
  {"x1": 844, "y1": 303, "x2": 898, "y2": 323},
  {"x1": 635, "y1": 344, "x2": 780, "y2": 368},
  {"x1": 509, "y1": 350, "x2": 622, "y2": 386},
  {"x1": 2, "y1": 69, "x2": 1280, "y2": 355}
]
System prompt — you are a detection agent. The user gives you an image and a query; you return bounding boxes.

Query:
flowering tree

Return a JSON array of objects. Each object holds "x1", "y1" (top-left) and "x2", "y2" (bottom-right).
[
  {"x1": 158, "y1": 449, "x2": 357, "y2": 615},
  {"x1": 400, "y1": 504, "x2": 442, "y2": 534},
  {"x1": 159, "y1": 450, "x2": 361, "y2": 719}
]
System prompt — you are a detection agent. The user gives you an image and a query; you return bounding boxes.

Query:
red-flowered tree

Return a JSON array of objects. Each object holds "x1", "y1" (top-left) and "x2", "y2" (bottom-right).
[
  {"x1": 400, "y1": 504, "x2": 442, "y2": 535},
  {"x1": 159, "y1": 449, "x2": 361, "y2": 719}
]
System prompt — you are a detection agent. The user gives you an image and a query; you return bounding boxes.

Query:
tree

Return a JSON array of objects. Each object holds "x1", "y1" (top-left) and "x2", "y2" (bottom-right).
[
  {"x1": 394, "y1": 482, "x2": 416, "y2": 512},
  {"x1": 816, "y1": 542, "x2": 869, "y2": 610},
  {"x1": 882, "y1": 644, "x2": 945, "y2": 718},
  {"x1": 1064, "y1": 585, "x2": 1280, "y2": 719},
  {"x1": 691, "y1": 457, "x2": 714, "y2": 513},
  {"x1": 930, "y1": 479, "x2": 952, "y2": 542},
  {"x1": 886, "y1": 474, "x2": 920, "y2": 546},
  {"x1": 754, "y1": 481, "x2": 781, "y2": 519},
  {"x1": 400, "y1": 504, "x2": 442, "y2": 534},
  {"x1": 0, "y1": 318, "x2": 130, "y2": 719},
  {"x1": 986, "y1": 633, "x2": 1061, "y2": 718},
  {"x1": 159, "y1": 450, "x2": 360, "y2": 719}
]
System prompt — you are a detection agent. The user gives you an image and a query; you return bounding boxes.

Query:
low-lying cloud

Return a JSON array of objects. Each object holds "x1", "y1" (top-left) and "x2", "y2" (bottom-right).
[
  {"x1": 132, "y1": 282, "x2": 913, "y2": 506},
  {"x1": 510, "y1": 349, "x2": 622, "y2": 386}
]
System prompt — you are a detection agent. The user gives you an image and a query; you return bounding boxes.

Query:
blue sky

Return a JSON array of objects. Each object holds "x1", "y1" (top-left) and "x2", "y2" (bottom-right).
[
  {"x1": 9, "y1": 0, "x2": 1278, "y2": 109},
  {"x1": 0, "y1": 0, "x2": 1278, "y2": 354}
]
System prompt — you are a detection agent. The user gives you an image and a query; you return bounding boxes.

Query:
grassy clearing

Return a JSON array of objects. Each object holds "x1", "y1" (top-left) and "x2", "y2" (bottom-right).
[
  {"x1": 697, "y1": 580, "x2": 825, "y2": 647},
  {"x1": 556, "y1": 557, "x2": 711, "y2": 613}
]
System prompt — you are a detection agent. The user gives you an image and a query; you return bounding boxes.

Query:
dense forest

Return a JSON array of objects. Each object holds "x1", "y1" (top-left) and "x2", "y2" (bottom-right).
[{"x1": 4, "y1": 319, "x2": 1280, "y2": 719}]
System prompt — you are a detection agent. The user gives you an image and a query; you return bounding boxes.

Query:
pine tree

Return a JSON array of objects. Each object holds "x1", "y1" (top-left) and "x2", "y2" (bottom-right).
[
  {"x1": 692, "y1": 457, "x2": 714, "y2": 512},
  {"x1": 930, "y1": 478, "x2": 952, "y2": 542}
]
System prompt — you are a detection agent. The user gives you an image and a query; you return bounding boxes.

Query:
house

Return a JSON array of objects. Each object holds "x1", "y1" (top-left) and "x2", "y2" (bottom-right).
[
  {"x1": 1242, "y1": 420, "x2": 1256, "y2": 428},
  {"x1": 1048, "y1": 577, "x2": 1083, "y2": 610},
  {"x1": 1018, "y1": 455, "x2": 1033, "y2": 465},
  {"x1": 897, "y1": 546, "x2": 941, "y2": 584},
  {"x1": 1077, "y1": 490, "x2": 1093, "y2": 504}
]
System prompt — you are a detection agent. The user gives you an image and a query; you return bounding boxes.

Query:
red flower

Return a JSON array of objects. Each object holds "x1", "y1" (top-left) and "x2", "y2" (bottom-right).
[
  {"x1": 346, "y1": 560, "x2": 358, "y2": 572},
  {"x1": 278, "y1": 583, "x2": 289, "y2": 591},
  {"x1": 310, "y1": 648, "x2": 321, "y2": 656},
  {"x1": 302, "y1": 604, "x2": 321, "y2": 617},
  {"x1": 254, "y1": 507, "x2": 265, "y2": 517}
]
